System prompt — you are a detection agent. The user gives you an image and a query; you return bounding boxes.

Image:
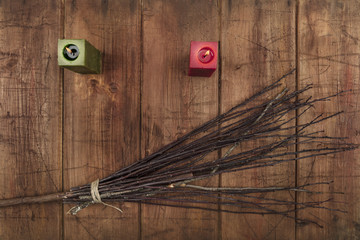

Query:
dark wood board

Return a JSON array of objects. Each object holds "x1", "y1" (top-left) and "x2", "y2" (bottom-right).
[
  {"x1": 63, "y1": 0, "x2": 141, "y2": 239},
  {"x1": 141, "y1": 0, "x2": 219, "y2": 239},
  {"x1": 220, "y1": 1, "x2": 296, "y2": 239},
  {"x1": 297, "y1": 0, "x2": 360, "y2": 239},
  {"x1": 0, "y1": 0, "x2": 63, "y2": 239}
]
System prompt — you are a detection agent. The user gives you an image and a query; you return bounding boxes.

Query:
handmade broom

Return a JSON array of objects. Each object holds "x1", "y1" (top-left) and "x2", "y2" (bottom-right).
[{"x1": 0, "y1": 69, "x2": 357, "y2": 227}]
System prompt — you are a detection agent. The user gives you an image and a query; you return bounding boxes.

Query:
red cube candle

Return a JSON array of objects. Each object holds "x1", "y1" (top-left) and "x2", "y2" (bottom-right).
[{"x1": 188, "y1": 41, "x2": 218, "y2": 77}]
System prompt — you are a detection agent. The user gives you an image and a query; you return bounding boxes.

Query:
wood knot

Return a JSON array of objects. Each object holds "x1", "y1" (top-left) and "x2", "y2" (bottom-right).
[
  {"x1": 109, "y1": 82, "x2": 118, "y2": 93},
  {"x1": 90, "y1": 79, "x2": 99, "y2": 87}
]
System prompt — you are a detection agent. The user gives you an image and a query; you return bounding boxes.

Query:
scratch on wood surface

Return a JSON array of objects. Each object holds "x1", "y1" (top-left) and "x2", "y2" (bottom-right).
[
  {"x1": 65, "y1": 164, "x2": 115, "y2": 174},
  {"x1": 244, "y1": 215, "x2": 260, "y2": 240},
  {"x1": 240, "y1": 37, "x2": 279, "y2": 56},
  {"x1": 263, "y1": 216, "x2": 286, "y2": 240},
  {"x1": 0, "y1": 21, "x2": 54, "y2": 30},
  {"x1": 341, "y1": 25, "x2": 359, "y2": 45},
  {"x1": 300, "y1": 52, "x2": 360, "y2": 68},
  {"x1": 76, "y1": 217, "x2": 98, "y2": 240}
]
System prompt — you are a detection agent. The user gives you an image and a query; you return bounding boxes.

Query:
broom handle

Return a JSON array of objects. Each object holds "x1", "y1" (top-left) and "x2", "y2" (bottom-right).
[{"x1": 0, "y1": 192, "x2": 64, "y2": 208}]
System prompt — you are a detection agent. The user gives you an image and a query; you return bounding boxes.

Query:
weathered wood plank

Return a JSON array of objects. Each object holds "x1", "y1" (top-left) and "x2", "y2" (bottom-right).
[
  {"x1": 63, "y1": 0, "x2": 141, "y2": 239},
  {"x1": 2, "y1": 1, "x2": 360, "y2": 239},
  {"x1": 220, "y1": 1, "x2": 296, "y2": 239},
  {"x1": 141, "y1": 0, "x2": 219, "y2": 239},
  {"x1": 0, "y1": 0, "x2": 62, "y2": 239},
  {"x1": 297, "y1": 1, "x2": 360, "y2": 239}
]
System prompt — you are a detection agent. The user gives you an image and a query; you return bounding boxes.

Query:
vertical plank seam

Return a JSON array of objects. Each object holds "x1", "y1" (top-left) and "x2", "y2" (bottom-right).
[
  {"x1": 294, "y1": 0, "x2": 300, "y2": 239},
  {"x1": 139, "y1": 0, "x2": 144, "y2": 239},
  {"x1": 60, "y1": 0, "x2": 65, "y2": 240},
  {"x1": 217, "y1": 0, "x2": 222, "y2": 239}
]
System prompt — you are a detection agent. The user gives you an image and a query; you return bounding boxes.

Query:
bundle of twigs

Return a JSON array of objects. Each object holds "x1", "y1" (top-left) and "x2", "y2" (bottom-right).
[{"x1": 0, "y1": 69, "x2": 357, "y2": 226}]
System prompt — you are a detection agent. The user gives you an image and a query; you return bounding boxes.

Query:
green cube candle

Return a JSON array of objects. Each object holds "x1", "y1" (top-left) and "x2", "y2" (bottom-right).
[{"x1": 58, "y1": 39, "x2": 101, "y2": 74}]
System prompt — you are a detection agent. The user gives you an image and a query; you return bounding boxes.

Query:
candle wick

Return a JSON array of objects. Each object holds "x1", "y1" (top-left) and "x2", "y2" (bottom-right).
[{"x1": 204, "y1": 50, "x2": 210, "y2": 58}]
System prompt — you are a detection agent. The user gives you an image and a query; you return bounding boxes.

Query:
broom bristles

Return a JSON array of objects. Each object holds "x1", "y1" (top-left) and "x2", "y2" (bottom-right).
[
  {"x1": 63, "y1": 69, "x2": 358, "y2": 226},
  {"x1": 0, "y1": 69, "x2": 357, "y2": 227}
]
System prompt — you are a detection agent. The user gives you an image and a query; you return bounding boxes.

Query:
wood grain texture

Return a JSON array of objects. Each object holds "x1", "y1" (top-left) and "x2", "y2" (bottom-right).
[
  {"x1": 63, "y1": 0, "x2": 141, "y2": 239},
  {"x1": 220, "y1": 1, "x2": 296, "y2": 239},
  {"x1": 141, "y1": 0, "x2": 219, "y2": 239},
  {"x1": 1, "y1": 0, "x2": 360, "y2": 239},
  {"x1": 297, "y1": 1, "x2": 360, "y2": 239},
  {"x1": 0, "y1": 0, "x2": 62, "y2": 239}
]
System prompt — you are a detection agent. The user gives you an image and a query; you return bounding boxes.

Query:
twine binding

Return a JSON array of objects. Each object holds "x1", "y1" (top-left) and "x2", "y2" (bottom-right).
[{"x1": 67, "y1": 179, "x2": 123, "y2": 215}]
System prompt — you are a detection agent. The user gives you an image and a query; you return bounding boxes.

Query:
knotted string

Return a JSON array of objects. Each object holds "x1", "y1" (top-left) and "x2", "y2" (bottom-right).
[
  {"x1": 67, "y1": 179, "x2": 123, "y2": 215},
  {"x1": 90, "y1": 179, "x2": 123, "y2": 212}
]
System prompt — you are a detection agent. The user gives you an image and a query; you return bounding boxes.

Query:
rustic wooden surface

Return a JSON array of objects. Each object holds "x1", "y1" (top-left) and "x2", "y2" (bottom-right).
[
  {"x1": 141, "y1": 1, "x2": 219, "y2": 239},
  {"x1": 63, "y1": 0, "x2": 141, "y2": 239},
  {"x1": 0, "y1": 0, "x2": 359, "y2": 239},
  {"x1": 297, "y1": 1, "x2": 360, "y2": 239},
  {"x1": 220, "y1": 1, "x2": 296, "y2": 239},
  {"x1": 0, "y1": 0, "x2": 62, "y2": 239}
]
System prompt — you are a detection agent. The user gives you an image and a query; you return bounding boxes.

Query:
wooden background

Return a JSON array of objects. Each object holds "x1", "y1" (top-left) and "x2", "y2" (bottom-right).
[{"x1": 0, "y1": 0, "x2": 359, "y2": 239}]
